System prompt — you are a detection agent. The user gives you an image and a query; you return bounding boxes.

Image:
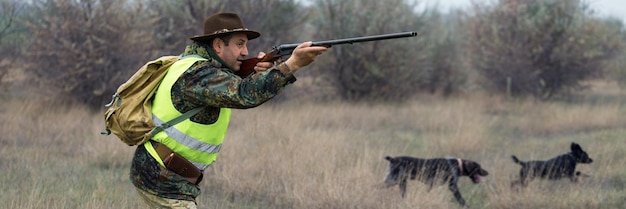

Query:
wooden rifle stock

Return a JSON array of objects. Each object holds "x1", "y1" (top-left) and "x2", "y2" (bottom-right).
[
  {"x1": 237, "y1": 31, "x2": 418, "y2": 78},
  {"x1": 238, "y1": 56, "x2": 278, "y2": 77}
]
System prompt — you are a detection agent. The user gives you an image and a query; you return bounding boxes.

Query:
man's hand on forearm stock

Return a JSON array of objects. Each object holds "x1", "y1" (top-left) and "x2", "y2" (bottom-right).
[{"x1": 283, "y1": 41, "x2": 328, "y2": 74}]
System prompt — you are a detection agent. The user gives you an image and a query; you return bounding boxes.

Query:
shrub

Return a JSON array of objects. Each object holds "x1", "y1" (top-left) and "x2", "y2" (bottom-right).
[{"x1": 465, "y1": 0, "x2": 624, "y2": 99}]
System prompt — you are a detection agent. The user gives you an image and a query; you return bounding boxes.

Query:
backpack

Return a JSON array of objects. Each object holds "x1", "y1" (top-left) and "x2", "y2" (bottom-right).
[{"x1": 101, "y1": 56, "x2": 203, "y2": 146}]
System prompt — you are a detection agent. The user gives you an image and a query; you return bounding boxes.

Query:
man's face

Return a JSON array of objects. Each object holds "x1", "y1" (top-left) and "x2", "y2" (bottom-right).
[{"x1": 215, "y1": 33, "x2": 249, "y2": 71}]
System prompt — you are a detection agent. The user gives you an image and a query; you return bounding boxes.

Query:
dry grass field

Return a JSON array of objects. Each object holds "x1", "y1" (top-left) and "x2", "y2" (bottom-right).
[{"x1": 1, "y1": 81, "x2": 625, "y2": 209}]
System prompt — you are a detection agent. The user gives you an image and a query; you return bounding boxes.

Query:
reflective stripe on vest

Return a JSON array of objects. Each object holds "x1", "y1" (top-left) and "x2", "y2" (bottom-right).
[{"x1": 151, "y1": 56, "x2": 231, "y2": 170}]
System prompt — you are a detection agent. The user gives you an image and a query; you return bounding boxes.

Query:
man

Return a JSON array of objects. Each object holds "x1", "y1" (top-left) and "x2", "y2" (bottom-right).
[{"x1": 130, "y1": 13, "x2": 327, "y2": 208}]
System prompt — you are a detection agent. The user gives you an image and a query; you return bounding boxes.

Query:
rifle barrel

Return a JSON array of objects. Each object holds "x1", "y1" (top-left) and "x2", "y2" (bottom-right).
[{"x1": 274, "y1": 31, "x2": 417, "y2": 54}]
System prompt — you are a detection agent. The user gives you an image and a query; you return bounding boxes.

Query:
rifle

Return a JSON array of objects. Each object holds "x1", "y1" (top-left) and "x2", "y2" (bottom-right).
[{"x1": 238, "y1": 31, "x2": 418, "y2": 77}]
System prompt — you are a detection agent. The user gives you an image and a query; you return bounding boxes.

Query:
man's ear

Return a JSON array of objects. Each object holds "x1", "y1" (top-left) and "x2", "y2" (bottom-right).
[{"x1": 212, "y1": 38, "x2": 224, "y2": 54}]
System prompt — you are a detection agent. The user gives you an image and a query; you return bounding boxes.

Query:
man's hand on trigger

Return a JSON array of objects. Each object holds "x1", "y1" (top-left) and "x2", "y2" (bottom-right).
[{"x1": 254, "y1": 52, "x2": 274, "y2": 72}]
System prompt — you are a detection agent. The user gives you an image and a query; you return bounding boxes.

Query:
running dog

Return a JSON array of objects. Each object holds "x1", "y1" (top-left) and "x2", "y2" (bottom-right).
[
  {"x1": 511, "y1": 142, "x2": 593, "y2": 187},
  {"x1": 383, "y1": 156, "x2": 489, "y2": 207}
]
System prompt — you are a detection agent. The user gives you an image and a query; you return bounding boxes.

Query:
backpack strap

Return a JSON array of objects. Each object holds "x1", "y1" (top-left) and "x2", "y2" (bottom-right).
[
  {"x1": 148, "y1": 107, "x2": 204, "y2": 138},
  {"x1": 181, "y1": 54, "x2": 204, "y2": 59},
  {"x1": 149, "y1": 54, "x2": 207, "y2": 138}
]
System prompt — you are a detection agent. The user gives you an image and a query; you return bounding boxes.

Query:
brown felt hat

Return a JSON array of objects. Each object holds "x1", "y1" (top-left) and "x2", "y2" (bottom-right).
[{"x1": 190, "y1": 13, "x2": 261, "y2": 42}]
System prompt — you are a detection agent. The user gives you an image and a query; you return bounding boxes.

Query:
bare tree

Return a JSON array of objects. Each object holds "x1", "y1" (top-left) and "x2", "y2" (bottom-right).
[
  {"x1": 310, "y1": 0, "x2": 431, "y2": 101},
  {"x1": 0, "y1": 0, "x2": 25, "y2": 87},
  {"x1": 602, "y1": 19, "x2": 626, "y2": 87},
  {"x1": 144, "y1": 0, "x2": 308, "y2": 56},
  {"x1": 23, "y1": 0, "x2": 159, "y2": 108}
]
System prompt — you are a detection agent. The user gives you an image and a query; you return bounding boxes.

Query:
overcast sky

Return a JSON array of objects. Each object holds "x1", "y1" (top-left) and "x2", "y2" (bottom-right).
[{"x1": 419, "y1": 0, "x2": 626, "y2": 23}]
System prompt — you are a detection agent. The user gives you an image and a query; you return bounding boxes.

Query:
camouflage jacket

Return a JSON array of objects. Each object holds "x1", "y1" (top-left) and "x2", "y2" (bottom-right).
[{"x1": 130, "y1": 41, "x2": 296, "y2": 201}]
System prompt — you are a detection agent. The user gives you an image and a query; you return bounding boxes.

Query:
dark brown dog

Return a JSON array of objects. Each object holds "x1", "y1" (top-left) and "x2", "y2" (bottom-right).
[
  {"x1": 383, "y1": 156, "x2": 489, "y2": 207},
  {"x1": 511, "y1": 142, "x2": 593, "y2": 187}
]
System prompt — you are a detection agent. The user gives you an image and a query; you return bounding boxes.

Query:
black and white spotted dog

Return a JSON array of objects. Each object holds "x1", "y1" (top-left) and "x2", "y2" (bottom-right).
[
  {"x1": 383, "y1": 156, "x2": 489, "y2": 207},
  {"x1": 511, "y1": 142, "x2": 593, "y2": 187}
]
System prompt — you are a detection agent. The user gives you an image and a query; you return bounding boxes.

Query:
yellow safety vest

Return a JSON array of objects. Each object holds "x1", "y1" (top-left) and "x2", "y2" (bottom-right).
[{"x1": 145, "y1": 56, "x2": 231, "y2": 170}]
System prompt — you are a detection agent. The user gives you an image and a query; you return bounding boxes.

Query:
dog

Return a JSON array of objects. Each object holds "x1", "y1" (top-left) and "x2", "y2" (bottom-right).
[
  {"x1": 511, "y1": 142, "x2": 593, "y2": 187},
  {"x1": 383, "y1": 156, "x2": 489, "y2": 207}
]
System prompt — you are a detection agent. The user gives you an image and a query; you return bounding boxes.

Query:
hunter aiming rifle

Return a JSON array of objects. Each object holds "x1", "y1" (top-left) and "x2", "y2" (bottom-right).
[{"x1": 238, "y1": 31, "x2": 418, "y2": 77}]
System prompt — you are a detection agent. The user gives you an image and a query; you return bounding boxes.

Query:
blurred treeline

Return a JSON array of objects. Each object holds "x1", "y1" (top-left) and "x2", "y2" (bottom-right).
[{"x1": 0, "y1": 0, "x2": 624, "y2": 109}]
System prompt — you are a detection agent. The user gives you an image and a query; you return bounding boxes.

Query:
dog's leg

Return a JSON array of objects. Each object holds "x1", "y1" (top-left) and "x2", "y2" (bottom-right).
[
  {"x1": 519, "y1": 169, "x2": 530, "y2": 187},
  {"x1": 448, "y1": 180, "x2": 467, "y2": 207},
  {"x1": 427, "y1": 179, "x2": 435, "y2": 192},
  {"x1": 399, "y1": 178, "x2": 407, "y2": 198},
  {"x1": 511, "y1": 180, "x2": 521, "y2": 188},
  {"x1": 569, "y1": 171, "x2": 579, "y2": 183}
]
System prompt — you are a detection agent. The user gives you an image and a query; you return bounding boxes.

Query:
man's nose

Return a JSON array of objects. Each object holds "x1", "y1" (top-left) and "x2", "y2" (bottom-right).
[{"x1": 241, "y1": 46, "x2": 249, "y2": 57}]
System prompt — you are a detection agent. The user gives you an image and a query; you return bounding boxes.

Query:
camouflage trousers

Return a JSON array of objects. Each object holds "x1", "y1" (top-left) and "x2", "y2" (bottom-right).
[{"x1": 135, "y1": 187, "x2": 197, "y2": 209}]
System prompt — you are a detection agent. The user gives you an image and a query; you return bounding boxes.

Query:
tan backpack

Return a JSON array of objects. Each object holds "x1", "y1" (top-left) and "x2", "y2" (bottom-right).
[{"x1": 101, "y1": 56, "x2": 203, "y2": 146}]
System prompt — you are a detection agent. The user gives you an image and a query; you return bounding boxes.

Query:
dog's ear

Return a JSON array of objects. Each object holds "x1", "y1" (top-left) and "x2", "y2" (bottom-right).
[
  {"x1": 571, "y1": 142, "x2": 582, "y2": 152},
  {"x1": 465, "y1": 161, "x2": 489, "y2": 176},
  {"x1": 479, "y1": 168, "x2": 489, "y2": 176},
  {"x1": 463, "y1": 161, "x2": 475, "y2": 173}
]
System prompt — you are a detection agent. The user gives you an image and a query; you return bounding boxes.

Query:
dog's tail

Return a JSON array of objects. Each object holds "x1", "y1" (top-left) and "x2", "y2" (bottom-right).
[
  {"x1": 384, "y1": 156, "x2": 393, "y2": 161},
  {"x1": 511, "y1": 155, "x2": 524, "y2": 165}
]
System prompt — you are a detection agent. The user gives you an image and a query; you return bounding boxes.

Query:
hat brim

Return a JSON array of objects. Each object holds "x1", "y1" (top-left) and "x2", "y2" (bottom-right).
[{"x1": 190, "y1": 30, "x2": 261, "y2": 42}]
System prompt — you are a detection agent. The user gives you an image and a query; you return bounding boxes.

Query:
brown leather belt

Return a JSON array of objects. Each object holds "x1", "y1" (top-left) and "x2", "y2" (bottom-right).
[{"x1": 151, "y1": 141, "x2": 203, "y2": 185}]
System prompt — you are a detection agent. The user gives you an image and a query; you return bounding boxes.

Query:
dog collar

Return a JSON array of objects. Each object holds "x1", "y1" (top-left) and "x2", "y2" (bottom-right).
[{"x1": 457, "y1": 158, "x2": 463, "y2": 173}]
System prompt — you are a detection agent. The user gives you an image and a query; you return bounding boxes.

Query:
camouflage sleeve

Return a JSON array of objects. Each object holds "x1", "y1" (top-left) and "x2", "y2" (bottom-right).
[{"x1": 177, "y1": 61, "x2": 296, "y2": 109}]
